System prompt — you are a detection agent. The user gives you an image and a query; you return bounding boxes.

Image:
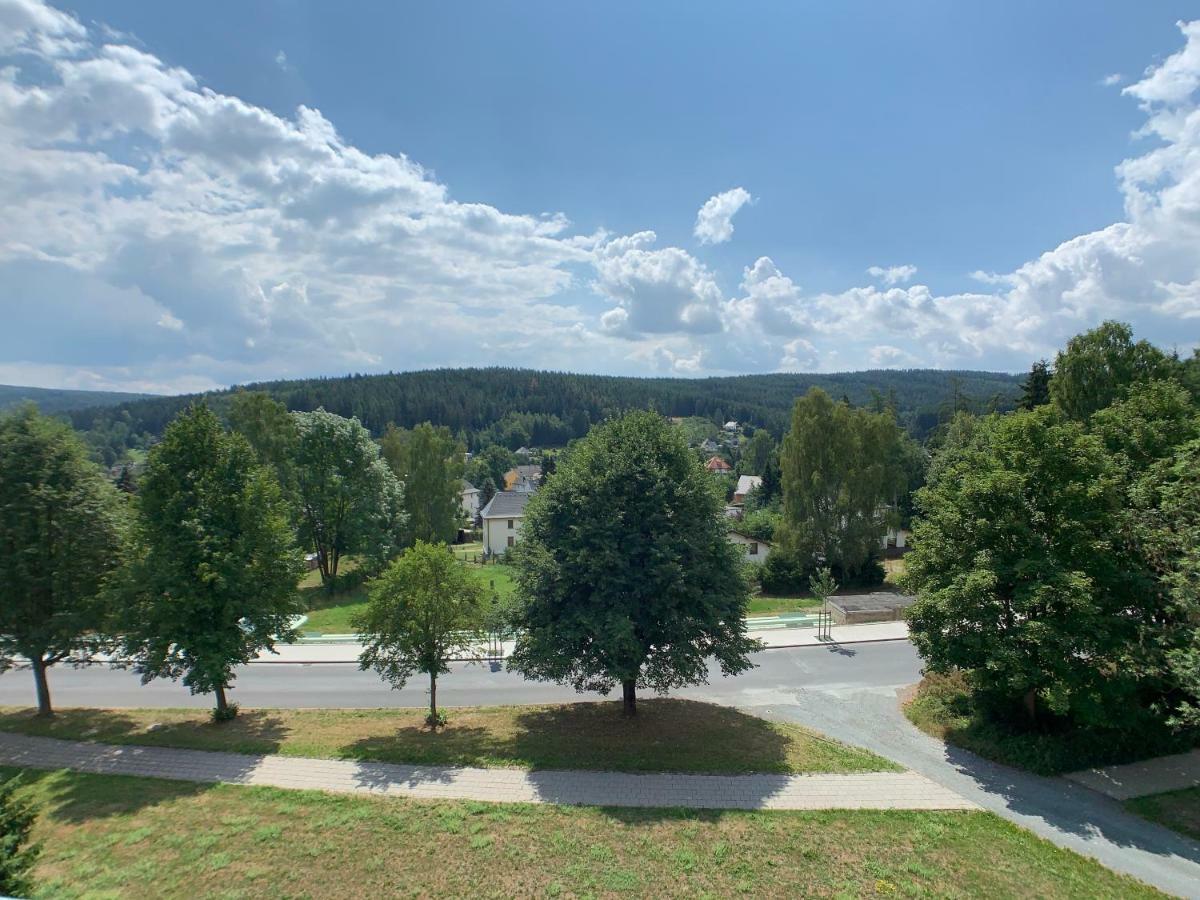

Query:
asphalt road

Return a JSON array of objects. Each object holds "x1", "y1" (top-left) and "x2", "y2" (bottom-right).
[{"x1": 0, "y1": 640, "x2": 923, "y2": 710}]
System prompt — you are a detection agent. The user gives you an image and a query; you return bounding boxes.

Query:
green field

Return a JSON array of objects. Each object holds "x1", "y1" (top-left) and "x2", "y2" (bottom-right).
[
  {"x1": 0, "y1": 699, "x2": 894, "y2": 775},
  {"x1": 3, "y1": 767, "x2": 1158, "y2": 899}
]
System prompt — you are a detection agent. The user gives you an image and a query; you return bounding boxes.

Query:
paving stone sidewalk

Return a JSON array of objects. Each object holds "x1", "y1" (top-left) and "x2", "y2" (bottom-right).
[
  {"x1": 0, "y1": 732, "x2": 974, "y2": 811},
  {"x1": 1066, "y1": 748, "x2": 1200, "y2": 801}
]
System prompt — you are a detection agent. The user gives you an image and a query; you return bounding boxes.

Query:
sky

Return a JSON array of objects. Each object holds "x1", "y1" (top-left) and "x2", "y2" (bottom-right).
[{"x1": 2, "y1": 0, "x2": 1200, "y2": 394}]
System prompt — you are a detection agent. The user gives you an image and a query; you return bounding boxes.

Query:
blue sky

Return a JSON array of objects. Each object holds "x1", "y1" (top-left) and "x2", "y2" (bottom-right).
[{"x1": 3, "y1": 0, "x2": 1200, "y2": 392}]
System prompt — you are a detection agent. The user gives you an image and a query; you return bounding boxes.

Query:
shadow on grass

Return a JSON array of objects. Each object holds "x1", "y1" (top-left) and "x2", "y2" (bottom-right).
[
  {"x1": 0, "y1": 764, "x2": 214, "y2": 824},
  {"x1": 0, "y1": 707, "x2": 291, "y2": 757}
]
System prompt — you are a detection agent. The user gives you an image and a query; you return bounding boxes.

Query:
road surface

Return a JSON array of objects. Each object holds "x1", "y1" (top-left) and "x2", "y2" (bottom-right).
[{"x1": 0, "y1": 641, "x2": 922, "y2": 710}]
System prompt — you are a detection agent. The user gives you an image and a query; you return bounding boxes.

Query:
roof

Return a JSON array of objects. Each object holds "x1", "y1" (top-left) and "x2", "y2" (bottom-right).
[
  {"x1": 705, "y1": 456, "x2": 732, "y2": 471},
  {"x1": 735, "y1": 475, "x2": 762, "y2": 495},
  {"x1": 515, "y1": 464, "x2": 541, "y2": 477},
  {"x1": 723, "y1": 421, "x2": 738, "y2": 429},
  {"x1": 728, "y1": 530, "x2": 772, "y2": 545},
  {"x1": 480, "y1": 491, "x2": 532, "y2": 519},
  {"x1": 462, "y1": 480, "x2": 479, "y2": 493}
]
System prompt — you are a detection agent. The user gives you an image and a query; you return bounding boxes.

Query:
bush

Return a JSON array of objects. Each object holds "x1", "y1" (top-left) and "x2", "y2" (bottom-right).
[
  {"x1": 758, "y1": 547, "x2": 886, "y2": 595},
  {"x1": 211, "y1": 702, "x2": 240, "y2": 723},
  {"x1": 0, "y1": 774, "x2": 39, "y2": 898},
  {"x1": 905, "y1": 672, "x2": 1198, "y2": 776}
]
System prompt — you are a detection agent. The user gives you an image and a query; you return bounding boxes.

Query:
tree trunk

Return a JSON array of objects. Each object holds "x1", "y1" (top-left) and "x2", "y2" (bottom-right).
[
  {"x1": 1023, "y1": 688, "x2": 1038, "y2": 725},
  {"x1": 429, "y1": 672, "x2": 439, "y2": 728},
  {"x1": 215, "y1": 683, "x2": 231, "y2": 718},
  {"x1": 622, "y1": 679, "x2": 637, "y2": 717},
  {"x1": 32, "y1": 656, "x2": 53, "y2": 717}
]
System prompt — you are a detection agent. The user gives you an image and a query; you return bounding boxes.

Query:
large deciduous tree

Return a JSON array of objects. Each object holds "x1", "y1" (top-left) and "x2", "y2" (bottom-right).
[
  {"x1": 292, "y1": 409, "x2": 404, "y2": 585},
  {"x1": 379, "y1": 422, "x2": 465, "y2": 546},
  {"x1": 507, "y1": 410, "x2": 758, "y2": 716},
  {"x1": 355, "y1": 541, "x2": 485, "y2": 727},
  {"x1": 1050, "y1": 320, "x2": 1173, "y2": 421},
  {"x1": 777, "y1": 388, "x2": 904, "y2": 580},
  {"x1": 0, "y1": 406, "x2": 126, "y2": 716},
  {"x1": 121, "y1": 405, "x2": 303, "y2": 719},
  {"x1": 228, "y1": 390, "x2": 298, "y2": 494},
  {"x1": 904, "y1": 407, "x2": 1149, "y2": 727}
]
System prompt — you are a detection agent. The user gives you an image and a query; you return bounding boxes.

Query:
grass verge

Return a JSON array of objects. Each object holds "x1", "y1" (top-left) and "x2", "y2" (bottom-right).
[
  {"x1": 1124, "y1": 787, "x2": 1200, "y2": 842},
  {"x1": 299, "y1": 555, "x2": 517, "y2": 634},
  {"x1": 746, "y1": 595, "x2": 821, "y2": 617},
  {"x1": 0, "y1": 699, "x2": 897, "y2": 775},
  {"x1": 904, "y1": 672, "x2": 1197, "y2": 776},
  {"x1": 3, "y1": 767, "x2": 1159, "y2": 899}
]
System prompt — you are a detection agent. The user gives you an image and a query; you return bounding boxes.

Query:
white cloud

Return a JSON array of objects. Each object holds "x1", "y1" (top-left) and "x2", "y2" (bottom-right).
[
  {"x1": 694, "y1": 186, "x2": 752, "y2": 245},
  {"x1": 2, "y1": 2, "x2": 1200, "y2": 389},
  {"x1": 593, "y1": 232, "x2": 724, "y2": 336},
  {"x1": 275, "y1": 50, "x2": 288, "y2": 69},
  {"x1": 866, "y1": 264, "x2": 917, "y2": 285},
  {"x1": 1101, "y1": 73, "x2": 1124, "y2": 87}
]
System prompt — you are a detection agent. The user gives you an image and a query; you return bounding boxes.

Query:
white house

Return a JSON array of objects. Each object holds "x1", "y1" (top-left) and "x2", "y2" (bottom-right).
[
  {"x1": 723, "y1": 421, "x2": 739, "y2": 432},
  {"x1": 461, "y1": 481, "x2": 481, "y2": 519},
  {"x1": 727, "y1": 530, "x2": 771, "y2": 564},
  {"x1": 480, "y1": 491, "x2": 531, "y2": 556}
]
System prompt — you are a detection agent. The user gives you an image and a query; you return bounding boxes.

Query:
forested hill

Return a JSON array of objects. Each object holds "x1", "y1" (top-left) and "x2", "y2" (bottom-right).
[
  {"x1": 0, "y1": 384, "x2": 156, "y2": 415},
  {"x1": 68, "y1": 367, "x2": 1021, "y2": 451}
]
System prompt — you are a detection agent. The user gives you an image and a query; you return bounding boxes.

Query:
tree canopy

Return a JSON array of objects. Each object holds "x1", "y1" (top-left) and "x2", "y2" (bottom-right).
[
  {"x1": 777, "y1": 388, "x2": 905, "y2": 580},
  {"x1": 292, "y1": 409, "x2": 405, "y2": 585},
  {"x1": 506, "y1": 410, "x2": 758, "y2": 715},
  {"x1": 379, "y1": 422, "x2": 465, "y2": 545},
  {"x1": 1050, "y1": 320, "x2": 1174, "y2": 421},
  {"x1": 0, "y1": 405, "x2": 127, "y2": 715},
  {"x1": 120, "y1": 405, "x2": 304, "y2": 718},
  {"x1": 355, "y1": 541, "x2": 485, "y2": 726}
]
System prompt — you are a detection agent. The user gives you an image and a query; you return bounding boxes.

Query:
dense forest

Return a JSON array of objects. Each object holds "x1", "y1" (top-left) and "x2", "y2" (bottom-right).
[
  {"x1": 0, "y1": 384, "x2": 154, "y2": 415},
  {"x1": 66, "y1": 367, "x2": 1022, "y2": 459}
]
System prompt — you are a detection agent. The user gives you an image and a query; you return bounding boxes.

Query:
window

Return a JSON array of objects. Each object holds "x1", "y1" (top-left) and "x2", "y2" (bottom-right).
[
  {"x1": 507, "y1": 518, "x2": 514, "y2": 529},
  {"x1": 748, "y1": 542, "x2": 758, "y2": 556},
  {"x1": 507, "y1": 536, "x2": 514, "y2": 547}
]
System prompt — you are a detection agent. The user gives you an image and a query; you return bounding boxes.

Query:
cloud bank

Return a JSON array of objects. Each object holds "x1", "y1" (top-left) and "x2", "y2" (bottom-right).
[{"x1": 2, "y1": 1, "x2": 1200, "y2": 390}]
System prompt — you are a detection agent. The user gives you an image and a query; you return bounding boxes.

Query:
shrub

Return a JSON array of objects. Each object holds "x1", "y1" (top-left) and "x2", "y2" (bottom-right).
[{"x1": 0, "y1": 775, "x2": 39, "y2": 898}]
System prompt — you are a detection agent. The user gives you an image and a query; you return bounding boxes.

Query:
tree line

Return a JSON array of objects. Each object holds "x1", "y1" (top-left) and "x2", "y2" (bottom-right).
[
  {"x1": 66, "y1": 367, "x2": 1023, "y2": 465},
  {"x1": 0, "y1": 393, "x2": 469, "y2": 719}
]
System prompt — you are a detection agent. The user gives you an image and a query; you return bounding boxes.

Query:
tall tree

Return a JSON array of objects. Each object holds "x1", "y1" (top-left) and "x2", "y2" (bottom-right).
[
  {"x1": 0, "y1": 406, "x2": 126, "y2": 716},
  {"x1": 778, "y1": 388, "x2": 904, "y2": 579},
  {"x1": 355, "y1": 541, "x2": 485, "y2": 727},
  {"x1": 507, "y1": 411, "x2": 758, "y2": 716},
  {"x1": 741, "y1": 429, "x2": 774, "y2": 475},
  {"x1": 1050, "y1": 321, "x2": 1173, "y2": 421},
  {"x1": 1019, "y1": 359, "x2": 1052, "y2": 410},
  {"x1": 904, "y1": 407, "x2": 1147, "y2": 727},
  {"x1": 228, "y1": 390, "x2": 298, "y2": 491},
  {"x1": 121, "y1": 405, "x2": 303, "y2": 719},
  {"x1": 380, "y1": 422, "x2": 465, "y2": 545},
  {"x1": 292, "y1": 409, "x2": 405, "y2": 585}
]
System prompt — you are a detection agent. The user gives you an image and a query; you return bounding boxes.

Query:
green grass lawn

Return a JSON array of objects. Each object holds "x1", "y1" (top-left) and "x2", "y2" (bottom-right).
[
  {"x1": 1124, "y1": 787, "x2": 1200, "y2": 842},
  {"x1": 746, "y1": 595, "x2": 822, "y2": 617},
  {"x1": 299, "y1": 552, "x2": 517, "y2": 634},
  {"x1": 2, "y1": 767, "x2": 1159, "y2": 899},
  {"x1": 0, "y1": 699, "x2": 895, "y2": 775},
  {"x1": 904, "y1": 673, "x2": 1198, "y2": 776}
]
